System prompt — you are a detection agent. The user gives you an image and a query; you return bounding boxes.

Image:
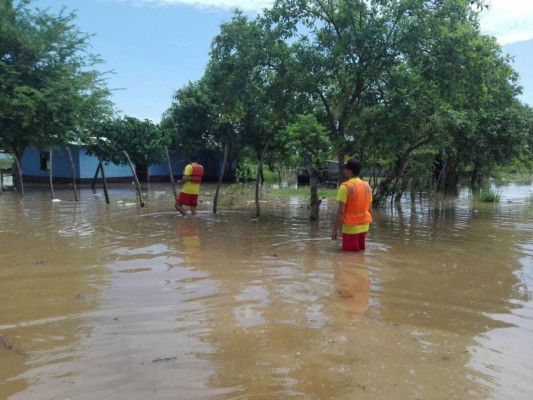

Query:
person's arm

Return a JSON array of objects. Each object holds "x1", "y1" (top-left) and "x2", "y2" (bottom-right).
[
  {"x1": 178, "y1": 174, "x2": 190, "y2": 184},
  {"x1": 177, "y1": 165, "x2": 192, "y2": 184},
  {"x1": 331, "y1": 201, "x2": 346, "y2": 240}
]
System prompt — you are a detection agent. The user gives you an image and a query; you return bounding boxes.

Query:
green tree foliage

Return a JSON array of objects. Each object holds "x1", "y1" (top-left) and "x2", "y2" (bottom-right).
[
  {"x1": 88, "y1": 117, "x2": 169, "y2": 168},
  {"x1": 265, "y1": 0, "x2": 431, "y2": 164},
  {"x1": 277, "y1": 114, "x2": 330, "y2": 169},
  {"x1": 262, "y1": 0, "x2": 529, "y2": 203},
  {"x1": 0, "y1": 0, "x2": 112, "y2": 166},
  {"x1": 206, "y1": 11, "x2": 295, "y2": 215},
  {"x1": 161, "y1": 80, "x2": 220, "y2": 158}
]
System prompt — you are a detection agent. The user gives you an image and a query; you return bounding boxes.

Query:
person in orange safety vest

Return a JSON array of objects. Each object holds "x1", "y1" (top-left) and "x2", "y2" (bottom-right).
[
  {"x1": 331, "y1": 159, "x2": 372, "y2": 252},
  {"x1": 175, "y1": 155, "x2": 204, "y2": 216}
]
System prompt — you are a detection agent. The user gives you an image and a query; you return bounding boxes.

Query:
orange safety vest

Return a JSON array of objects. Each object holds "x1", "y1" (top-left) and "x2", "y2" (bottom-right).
[
  {"x1": 341, "y1": 180, "x2": 372, "y2": 225},
  {"x1": 189, "y1": 163, "x2": 204, "y2": 183}
]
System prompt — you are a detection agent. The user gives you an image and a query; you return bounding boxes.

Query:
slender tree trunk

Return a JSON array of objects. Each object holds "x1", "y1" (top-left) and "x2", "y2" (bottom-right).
[
  {"x1": 66, "y1": 146, "x2": 79, "y2": 202},
  {"x1": 213, "y1": 143, "x2": 229, "y2": 214},
  {"x1": 49, "y1": 150, "x2": 56, "y2": 200},
  {"x1": 255, "y1": 141, "x2": 271, "y2": 217},
  {"x1": 98, "y1": 156, "x2": 110, "y2": 204},
  {"x1": 305, "y1": 155, "x2": 321, "y2": 221},
  {"x1": 165, "y1": 147, "x2": 178, "y2": 199},
  {"x1": 123, "y1": 151, "x2": 145, "y2": 207},
  {"x1": 91, "y1": 163, "x2": 101, "y2": 190},
  {"x1": 13, "y1": 153, "x2": 24, "y2": 198}
]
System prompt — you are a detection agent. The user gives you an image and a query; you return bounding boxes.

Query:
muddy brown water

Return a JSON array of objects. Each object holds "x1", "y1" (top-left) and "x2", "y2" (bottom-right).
[{"x1": 1, "y1": 181, "x2": 532, "y2": 400}]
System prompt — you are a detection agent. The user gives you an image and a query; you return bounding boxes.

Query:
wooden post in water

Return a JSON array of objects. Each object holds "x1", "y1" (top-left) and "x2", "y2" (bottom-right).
[
  {"x1": 49, "y1": 150, "x2": 56, "y2": 200},
  {"x1": 0, "y1": 170, "x2": 3, "y2": 194},
  {"x1": 165, "y1": 146, "x2": 178, "y2": 199},
  {"x1": 123, "y1": 150, "x2": 145, "y2": 207},
  {"x1": 66, "y1": 146, "x2": 79, "y2": 202},
  {"x1": 13, "y1": 154, "x2": 24, "y2": 198},
  {"x1": 97, "y1": 156, "x2": 110, "y2": 204}
]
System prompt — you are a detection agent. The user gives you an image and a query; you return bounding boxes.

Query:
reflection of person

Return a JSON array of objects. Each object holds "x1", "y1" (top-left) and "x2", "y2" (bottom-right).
[
  {"x1": 331, "y1": 159, "x2": 372, "y2": 251},
  {"x1": 175, "y1": 155, "x2": 204, "y2": 216},
  {"x1": 334, "y1": 256, "x2": 370, "y2": 321},
  {"x1": 178, "y1": 218, "x2": 201, "y2": 260}
]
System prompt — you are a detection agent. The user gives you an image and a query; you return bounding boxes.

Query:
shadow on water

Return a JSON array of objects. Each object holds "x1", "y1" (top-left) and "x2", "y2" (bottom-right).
[{"x1": 0, "y1": 180, "x2": 532, "y2": 399}]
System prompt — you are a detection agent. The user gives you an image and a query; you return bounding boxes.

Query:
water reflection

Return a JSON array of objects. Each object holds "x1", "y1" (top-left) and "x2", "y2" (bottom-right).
[{"x1": 0, "y1": 181, "x2": 532, "y2": 399}]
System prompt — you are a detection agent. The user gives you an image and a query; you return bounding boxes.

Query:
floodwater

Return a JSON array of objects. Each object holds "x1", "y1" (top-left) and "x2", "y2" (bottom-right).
[{"x1": 0, "y1": 180, "x2": 532, "y2": 400}]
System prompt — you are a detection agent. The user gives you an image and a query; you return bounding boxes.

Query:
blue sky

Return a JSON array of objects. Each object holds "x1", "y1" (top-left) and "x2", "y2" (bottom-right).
[{"x1": 34, "y1": 0, "x2": 533, "y2": 123}]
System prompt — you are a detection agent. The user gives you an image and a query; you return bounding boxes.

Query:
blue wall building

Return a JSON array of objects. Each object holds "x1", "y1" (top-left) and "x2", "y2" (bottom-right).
[{"x1": 21, "y1": 145, "x2": 231, "y2": 183}]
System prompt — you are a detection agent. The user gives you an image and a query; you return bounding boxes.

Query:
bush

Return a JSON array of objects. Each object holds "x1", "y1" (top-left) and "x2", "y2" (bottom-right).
[{"x1": 479, "y1": 191, "x2": 500, "y2": 202}]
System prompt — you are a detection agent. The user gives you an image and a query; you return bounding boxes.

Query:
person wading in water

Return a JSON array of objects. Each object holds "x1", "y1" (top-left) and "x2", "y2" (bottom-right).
[
  {"x1": 331, "y1": 159, "x2": 372, "y2": 251},
  {"x1": 175, "y1": 155, "x2": 204, "y2": 216}
]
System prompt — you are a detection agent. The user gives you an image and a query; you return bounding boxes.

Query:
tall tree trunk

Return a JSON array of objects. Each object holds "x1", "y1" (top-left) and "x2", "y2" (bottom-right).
[
  {"x1": 123, "y1": 151, "x2": 145, "y2": 207},
  {"x1": 305, "y1": 155, "x2": 321, "y2": 221},
  {"x1": 255, "y1": 140, "x2": 271, "y2": 217},
  {"x1": 437, "y1": 160, "x2": 448, "y2": 193},
  {"x1": 213, "y1": 143, "x2": 229, "y2": 214},
  {"x1": 49, "y1": 150, "x2": 56, "y2": 200},
  {"x1": 66, "y1": 146, "x2": 79, "y2": 202},
  {"x1": 165, "y1": 147, "x2": 178, "y2": 199},
  {"x1": 97, "y1": 156, "x2": 110, "y2": 204}
]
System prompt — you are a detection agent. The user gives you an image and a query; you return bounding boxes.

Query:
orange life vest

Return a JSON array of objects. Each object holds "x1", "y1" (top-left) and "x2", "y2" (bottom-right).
[
  {"x1": 190, "y1": 163, "x2": 204, "y2": 183},
  {"x1": 341, "y1": 180, "x2": 372, "y2": 225}
]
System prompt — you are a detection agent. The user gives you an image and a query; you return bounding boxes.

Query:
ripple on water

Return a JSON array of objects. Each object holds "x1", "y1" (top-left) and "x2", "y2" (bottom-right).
[{"x1": 1, "y1": 182, "x2": 532, "y2": 400}]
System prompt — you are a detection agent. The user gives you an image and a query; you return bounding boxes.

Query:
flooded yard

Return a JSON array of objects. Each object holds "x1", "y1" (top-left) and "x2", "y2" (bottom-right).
[{"x1": 1, "y1": 180, "x2": 532, "y2": 399}]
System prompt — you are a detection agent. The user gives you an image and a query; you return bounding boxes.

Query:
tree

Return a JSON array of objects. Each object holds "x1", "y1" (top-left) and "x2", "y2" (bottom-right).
[
  {"x1": 277, "y1": 114, "x2": 331, "y2": 220},
  {"x1": 395, "y1": 2, "x2": 526, "y2": 194},
  {"x1": 162, "y1": 80, "x2": 218, "y2": 158},
  {"x1": 0, "y1": 0, "x2": 113, "y2": 189},
  {"x1": 88, "y1": 116, "x2": 169, "y2": 174},
  {"x1": 265, "y1": 0, "x2": 429, "y2": 166},
  {"x1": 208, "y1": 11, "x2": 293, "y2": 216}
]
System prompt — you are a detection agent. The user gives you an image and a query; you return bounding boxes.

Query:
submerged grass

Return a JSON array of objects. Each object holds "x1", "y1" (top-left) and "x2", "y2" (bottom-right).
[{"x1": 479, "y1": 191, "x2": 501, "y2": 202}]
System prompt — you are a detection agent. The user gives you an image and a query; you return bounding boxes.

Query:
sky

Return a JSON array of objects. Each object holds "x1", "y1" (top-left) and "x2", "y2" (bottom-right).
[{"x1": 33, "y1": 0, "x2": 533, "y2": 123}]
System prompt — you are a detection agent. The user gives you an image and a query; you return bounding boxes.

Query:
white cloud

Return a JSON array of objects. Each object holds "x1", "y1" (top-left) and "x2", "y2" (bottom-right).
[
  {"x1": 478, "y1": 0, "x2": 533, "y2": 44},
  {"x1": 124, "y1": 0, "x2": 533, "y2": 44},
  {"x1": 125, "y1": 0, "x2": 274, "y2": 12}
]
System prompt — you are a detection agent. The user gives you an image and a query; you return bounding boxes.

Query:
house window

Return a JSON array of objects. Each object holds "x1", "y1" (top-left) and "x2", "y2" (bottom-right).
[{"x1": 40, "y1": 152, "x2": 50, "y2": 171}]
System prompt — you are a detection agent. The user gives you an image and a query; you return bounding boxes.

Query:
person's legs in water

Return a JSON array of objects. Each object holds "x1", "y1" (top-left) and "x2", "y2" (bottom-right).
[
  {"x1": 357, "y1": 232, "x2": 367, "y2": 251},
  {"x1": 175, "y1": 192, "x2": 190, "y2": 216},
  {"x1": 342, "y1": 233, "x2": 361, "y2": 252},
  {"x1": 189, "y1": 194, "x2": 199, "y2": 215},
  {"x1": 175, "y1": 198, "x2": 187, "y2": 215},
  {"x1": 176, "y1": 192, "x2": 198, "y2": 216}
]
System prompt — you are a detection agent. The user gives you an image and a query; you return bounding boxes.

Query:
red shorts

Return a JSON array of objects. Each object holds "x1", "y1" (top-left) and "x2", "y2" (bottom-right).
[
  {"x1": 177, "y1": 192, "x2": 198, "y2": 207},
  {"x1": 342, "y1": 232, "x2": 367, "y2": 252}
]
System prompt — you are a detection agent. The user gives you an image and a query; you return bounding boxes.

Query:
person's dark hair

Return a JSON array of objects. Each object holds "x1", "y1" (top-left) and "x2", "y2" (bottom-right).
[
  {"x1": 344, "y1": 159, "x2": 361, "y2": 175},
  {"x1": 189, "y1": 155, "x2": 198, "y2": 162}
]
